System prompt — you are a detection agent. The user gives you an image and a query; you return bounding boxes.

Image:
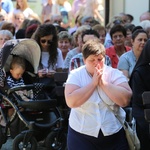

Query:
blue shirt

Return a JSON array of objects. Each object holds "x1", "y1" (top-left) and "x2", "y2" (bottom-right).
[
  {"x1": 117, "y1": 50, "x2": 136, "y2": 78},
  {"x1": 1, "y1": 0, "x2": 14, "y2": 13}
]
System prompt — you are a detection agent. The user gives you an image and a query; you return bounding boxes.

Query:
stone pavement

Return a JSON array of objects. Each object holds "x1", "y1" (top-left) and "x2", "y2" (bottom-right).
[
  {"x1": 1, "y1": 137, "x2": 47, "y2": 150},
  {"x1": 1, "y1": 137, "x2": 13, "y2": 150}
]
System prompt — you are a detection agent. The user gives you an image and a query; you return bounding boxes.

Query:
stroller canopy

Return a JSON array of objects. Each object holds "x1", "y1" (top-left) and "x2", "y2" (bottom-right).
[
  {"x1": 0, "y1": 39, "x2": 41, "y2": 88},
  {"x1": 0, "y1": 39, "x2": 41, "y2": 74}
]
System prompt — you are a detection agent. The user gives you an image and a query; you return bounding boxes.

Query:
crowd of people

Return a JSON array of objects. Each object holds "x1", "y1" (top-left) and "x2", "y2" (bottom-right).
[{"x1": 0, "y1": 0, "x2": 150, "y2": 149}]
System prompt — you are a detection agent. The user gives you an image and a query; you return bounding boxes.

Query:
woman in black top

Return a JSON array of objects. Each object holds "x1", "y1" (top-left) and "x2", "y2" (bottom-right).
[{"x1": 129, "y1": 39, "x2": 150, "y2": 150}]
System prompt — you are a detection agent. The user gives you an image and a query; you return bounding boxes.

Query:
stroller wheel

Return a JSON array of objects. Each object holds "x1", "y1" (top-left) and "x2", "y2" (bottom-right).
[
  {"x1": 13, "y1": 133, "x2": 37, "y2": 150},
  {"x1": 45, "y1": 130, "x2": 67, "y2": 150}
]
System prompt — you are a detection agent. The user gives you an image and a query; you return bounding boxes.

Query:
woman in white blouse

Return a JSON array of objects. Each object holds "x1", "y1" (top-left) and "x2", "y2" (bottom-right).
[
  {"x1": 32, "y1": 24, "x2": 63, "y2": 93},
  {"x1": 65, "y1": 39, "x2": 132, "y2": 150}
]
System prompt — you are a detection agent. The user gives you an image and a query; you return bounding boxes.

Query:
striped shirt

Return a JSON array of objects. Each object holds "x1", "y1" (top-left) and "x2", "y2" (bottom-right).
[
  {"x1": 69, "y1": 53, "x2": 112, "y2": 72},
  {"x1": 6, "y1": 75, "x2": 24, "y2": 88}
]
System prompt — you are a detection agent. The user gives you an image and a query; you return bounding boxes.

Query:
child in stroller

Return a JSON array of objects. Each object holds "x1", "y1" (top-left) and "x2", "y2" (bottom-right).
[
  {"x1": 5, "y1": 56, "x2": 34, "y2": 125},
  {"x1": 6, "y1": 56, "x2": 33, "y2": 101},
  {"x1": 0, "y1": 39, "x2": 67, "y2": 150}
]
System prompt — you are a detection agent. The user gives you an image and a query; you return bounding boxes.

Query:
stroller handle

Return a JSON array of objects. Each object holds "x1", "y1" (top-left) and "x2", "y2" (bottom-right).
[
  {"x1": 7, "y1": 83, "x2": 52, "y2": 95},
  {"x1": 7, "y1": 84, "x2": 34, "y2": 95}
]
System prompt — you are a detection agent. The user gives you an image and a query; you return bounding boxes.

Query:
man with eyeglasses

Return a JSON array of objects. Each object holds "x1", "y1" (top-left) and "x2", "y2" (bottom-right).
[
  {"x1": 106, "y1": 24, "x2": 131, "y2": 68},
  {"x1": 69, "y1": 29, "x2": 112, "y2": 72}
]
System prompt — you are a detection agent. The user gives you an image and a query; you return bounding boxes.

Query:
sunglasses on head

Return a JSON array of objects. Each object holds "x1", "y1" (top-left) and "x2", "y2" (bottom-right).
[
  {"x1": 40, "y1": 39, "x2": 53, "y2": 44},
  {"x1": 113, "y1": 20, "x2": 123, "y2": 25}
]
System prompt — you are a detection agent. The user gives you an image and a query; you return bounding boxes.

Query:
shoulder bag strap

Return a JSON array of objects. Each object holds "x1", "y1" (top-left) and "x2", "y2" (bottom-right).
[{"x1": 97, "y1": 88, "x2": 125, "y2": 127}]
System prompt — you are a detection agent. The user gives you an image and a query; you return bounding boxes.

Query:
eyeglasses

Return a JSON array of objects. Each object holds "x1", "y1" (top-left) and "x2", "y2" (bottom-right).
[
  {"x1": 40, "y1": 39, "x2": 53, "y2": 44},
  {"x1": 113, "y1": 20, "x2": 123, "y2": 25}
]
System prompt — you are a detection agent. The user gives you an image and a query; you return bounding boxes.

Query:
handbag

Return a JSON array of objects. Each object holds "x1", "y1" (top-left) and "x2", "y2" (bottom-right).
[
  {"x1": 97, "y1": 90, "x2": 140, "y2": 150},
  {"x1": 123, "y1": 120, "x2": 140, "y2": 150}
]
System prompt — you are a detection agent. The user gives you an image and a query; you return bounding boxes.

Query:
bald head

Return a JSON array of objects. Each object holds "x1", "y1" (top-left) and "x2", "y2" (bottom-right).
[{"x1": 140, "y1": 11, "x2": 150, "y2": 22}]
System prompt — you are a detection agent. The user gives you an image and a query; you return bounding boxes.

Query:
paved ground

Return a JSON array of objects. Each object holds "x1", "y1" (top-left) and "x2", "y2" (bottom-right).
[
  {"x1": 1, "y1": 137, "x2": 13, "y2": 150},
  {"x1": 1, "y1": 138, "x2": 67, "y2": 150},
  {"x1": 1, "y1": 137, "x2": 47, "y2": 150}
]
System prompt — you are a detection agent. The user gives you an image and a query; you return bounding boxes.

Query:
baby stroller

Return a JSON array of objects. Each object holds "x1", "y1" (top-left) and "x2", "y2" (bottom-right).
[{"x1": 0, "y1": 39, "x2": 66, "y2": 150}]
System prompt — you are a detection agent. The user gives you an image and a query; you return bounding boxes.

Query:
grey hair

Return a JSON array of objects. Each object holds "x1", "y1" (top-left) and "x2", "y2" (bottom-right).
[
  {"x1": 58, "y1": 31, "x2": 71, "y2": 42},
  {"x1": 0, "y1": 30, "x2": 13, "y2": 39},
  {"x1": 81, "y1": 16, "x2": 94, "y2": 25},
  {"x1": 139, "y1": 20, "x2": 150, "y2": 31},
  {"x1": 73, "y1": 25, "x2": 91, "y2": 43}
]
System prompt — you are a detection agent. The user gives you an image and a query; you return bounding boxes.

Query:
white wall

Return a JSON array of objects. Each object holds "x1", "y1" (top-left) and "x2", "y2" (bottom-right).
[
  {"x1": 124, "y1": 0, "x2": 149, "y2": 25},
  {"x1": 109, "y1": 0, "x2": 124, "y2": 20},
  {"x1": 109, "y1": 0, "x2": 149, "y2": 26}
]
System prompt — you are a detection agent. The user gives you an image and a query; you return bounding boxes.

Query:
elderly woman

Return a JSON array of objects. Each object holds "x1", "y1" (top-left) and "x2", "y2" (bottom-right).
[
  {"x1": 63, "y1": 25, "x2": 91, "y2": 71},
  {"x1": 106, "y1": 24, "x2": 131, "y2": 68},
  {"x1": 118, "y1": 29, "x2": 148, "y2": 79},
  {"x1": 92, "y1": 24, "x2": 106, "y2": 45},
  {"x1": 0, "y1": 30, "x2": 13, "y2": 49},
  {"x1": 58, "y1": 31, "x2": 71, "y2": 61},
  {"x1": 65, "y1": 38, "x2": 132, "y2": 150}
]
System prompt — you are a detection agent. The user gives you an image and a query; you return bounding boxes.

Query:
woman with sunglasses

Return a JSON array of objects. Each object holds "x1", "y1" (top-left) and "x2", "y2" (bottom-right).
[{"x1": 32, "y1": 24, "x2": 63, "y2": 92}]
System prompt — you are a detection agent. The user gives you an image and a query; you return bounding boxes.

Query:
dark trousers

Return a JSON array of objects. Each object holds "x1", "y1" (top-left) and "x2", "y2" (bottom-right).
[
  {"x1": 67, "y1": 126, "x2": 129, "y2": 150},
  {"x1": 136, "y1": 120, "x2": 150, "y2": 150}
]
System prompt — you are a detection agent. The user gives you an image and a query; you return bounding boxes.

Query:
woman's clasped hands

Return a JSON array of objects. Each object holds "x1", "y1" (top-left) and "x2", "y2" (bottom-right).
[{"x1": 92, "y1": 64, "x2": 103, "y2": 87}]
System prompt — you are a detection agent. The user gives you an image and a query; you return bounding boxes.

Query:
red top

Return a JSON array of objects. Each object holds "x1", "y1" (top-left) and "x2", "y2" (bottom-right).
[{"x1": 106, "y1": 46, "x2": 131, "y2": 68}]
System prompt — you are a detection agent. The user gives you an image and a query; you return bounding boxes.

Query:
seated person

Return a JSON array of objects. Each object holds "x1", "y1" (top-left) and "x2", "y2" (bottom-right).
[
  {"x1": 6, "y1": 56, "x2": 33, "y2": 101},
  {"x1": 58, "y1": 31, "x2": 72, "y2": 61},
  {"x1": 0, "y1": 56, "x2": 33, "y2": 127},
  {"x1": 69, "y1": 29, "x2": 112, "y2": 71},
  {"x1": 106, "y1": 24, "x2": 131, "y2": 68}
]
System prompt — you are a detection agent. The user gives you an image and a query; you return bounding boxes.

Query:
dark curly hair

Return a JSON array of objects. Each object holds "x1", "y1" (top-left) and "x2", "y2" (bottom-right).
[
  {"x1": 110, "y1": 24, "x2": 127, "y2": 38},
  {"x1": 32, "y1": 24, "x2": 58, "y2": 69}
]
